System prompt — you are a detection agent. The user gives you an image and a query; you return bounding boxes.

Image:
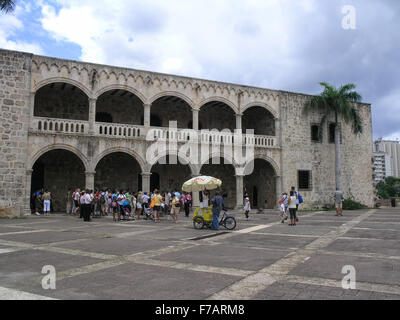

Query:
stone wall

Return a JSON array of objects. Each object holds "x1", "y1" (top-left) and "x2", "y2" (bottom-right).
[
  {"x1": 279, "y1": 91, "x2": 374, "y2": 209},
  {"x1": 0, "y1": 49, "x2": 31, "y2": 216}
]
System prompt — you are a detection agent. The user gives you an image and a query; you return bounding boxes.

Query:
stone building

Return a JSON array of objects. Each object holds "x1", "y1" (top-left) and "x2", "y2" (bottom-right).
[{"x1": 0, "y1": 48, "x2": 374, "y2": 215}]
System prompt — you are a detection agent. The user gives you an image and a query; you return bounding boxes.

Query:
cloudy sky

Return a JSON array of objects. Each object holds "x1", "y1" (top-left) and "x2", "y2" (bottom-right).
[{"x1": 1, "y1": 0, "x2": 399, "y2": 140}]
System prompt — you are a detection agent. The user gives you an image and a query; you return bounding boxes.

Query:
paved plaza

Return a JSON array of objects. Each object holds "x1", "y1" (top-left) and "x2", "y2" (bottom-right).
[{"x1": 0, "y1": 208, "x2": 399, "y2": 300}]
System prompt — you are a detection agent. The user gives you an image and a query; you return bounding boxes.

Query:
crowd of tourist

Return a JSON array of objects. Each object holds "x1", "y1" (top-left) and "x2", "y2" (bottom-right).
[
  {"x1": 67, "y1": 188, "x2": 193, "y2": 223},
  {"x1": 31, "y1": 185, "x2": 305, "y2": 227}
]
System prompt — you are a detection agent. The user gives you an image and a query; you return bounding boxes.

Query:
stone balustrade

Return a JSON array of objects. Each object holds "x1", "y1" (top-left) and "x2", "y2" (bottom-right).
[
  {"x1": 96, "y1": 122, "x2": 141, "y2": 138},
  {"x1": 31, "y1": 117, "x2": 89, "y2": 134},
  {"x1": 30, "y1": 117, "x2": 278, "y2": 148}
]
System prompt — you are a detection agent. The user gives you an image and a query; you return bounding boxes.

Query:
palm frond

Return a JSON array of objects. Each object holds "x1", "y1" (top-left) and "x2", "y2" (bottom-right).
[
  {"x1": 0, "y1": 0, "x2": 16, "y2": 13},
  {"x1": 350, "y1": 107, "x2": 363, "y2": 134}
]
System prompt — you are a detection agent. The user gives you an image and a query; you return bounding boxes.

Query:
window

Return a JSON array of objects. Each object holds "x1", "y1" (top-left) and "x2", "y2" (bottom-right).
[
  {"x1": 298, "y1": 170, "x2": 312, "y2": 190},
  {"x1": 329, "y1": 123, "x2": 342, "y2": 144},
  {"x1": 311, "y1": 124, "x2": 321, "y2": 142}
]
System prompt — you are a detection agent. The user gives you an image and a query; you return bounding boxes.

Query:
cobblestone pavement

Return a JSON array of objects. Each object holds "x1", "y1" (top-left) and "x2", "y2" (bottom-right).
[{"x1": 0, "y1": 208, "x2": 399, "y2": 300}]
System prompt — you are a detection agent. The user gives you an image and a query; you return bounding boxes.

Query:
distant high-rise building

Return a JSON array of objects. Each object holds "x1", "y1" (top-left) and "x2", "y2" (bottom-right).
[{"x1": 374, "y1": 138, "x2": 400, "y2": 179}]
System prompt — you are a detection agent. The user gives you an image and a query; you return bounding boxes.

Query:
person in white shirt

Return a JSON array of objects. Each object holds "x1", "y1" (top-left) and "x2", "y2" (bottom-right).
[{"x1": 288, "y1": 190, "x2": 298, "y2": 226}]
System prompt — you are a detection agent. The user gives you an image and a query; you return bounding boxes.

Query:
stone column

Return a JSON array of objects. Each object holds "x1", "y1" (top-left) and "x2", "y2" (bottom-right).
[
  {"x1": 143, "y1": 103, "x2": 151, "y2": 136},
  {"x1": 235, "y1": 174, "x2": 244, "y2": 209},
  {"x1": 275, "y1": 175, "x2": 282, "y2": 209},
  {"x1": 85, "y1": 171, "x2": 96, "y2": 191},
  {"x1": 24, "y1": 169, "x2": 33, "y2": 215},
  {"x1": 29, "y1": 92, "x2": 35, "y2": 129},
  {"x1": 236, "y1": 113, "x2": 242, "y2": 131},
  {"x1": 89, "y1": 98, "x2": 97, "y2": 135},
  {"x1": 141, "y1": 172, "x2": 152, "y2": 193},
  {"x1": 192, "y1": 109, "x2": 199, "y2": 131},
  {"x1": 275, "y1": 117, "x2": 280, "y2": 145}
]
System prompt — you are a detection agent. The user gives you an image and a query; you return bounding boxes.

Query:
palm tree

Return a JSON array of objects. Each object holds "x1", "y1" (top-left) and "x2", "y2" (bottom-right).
[
  {"x1": 0, "y1": 0, "x2": 16, "y2": 13},
  {"x1": 304, "y1": 82, "x2": 363, "y2": 212}
]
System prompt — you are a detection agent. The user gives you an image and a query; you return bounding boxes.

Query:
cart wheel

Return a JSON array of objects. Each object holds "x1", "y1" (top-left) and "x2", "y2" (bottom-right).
[
  {"x1": 193, "y1": 216, "x2": 205, "y2": 229},
  {"x1": 223, "y1": 216, "x2": 236, "y2": 230}
]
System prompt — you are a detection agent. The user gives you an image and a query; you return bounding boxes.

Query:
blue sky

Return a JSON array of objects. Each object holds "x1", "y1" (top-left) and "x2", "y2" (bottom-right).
[{"x1": 1, "y1": 0, "x2": 399, "y2": 141}]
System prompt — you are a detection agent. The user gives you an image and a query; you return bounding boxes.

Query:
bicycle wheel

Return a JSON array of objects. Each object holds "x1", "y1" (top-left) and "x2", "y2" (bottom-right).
[
  {"x1": 223, "y1": 216, "x2": 236, "y2": 230},
  {"x1": 193, "y1": 216, "x2": 205, "y2": 229}
]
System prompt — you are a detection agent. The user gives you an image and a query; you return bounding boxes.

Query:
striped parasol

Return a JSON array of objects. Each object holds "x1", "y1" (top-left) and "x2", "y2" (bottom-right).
[{"x1": 182, "y1": 176, "x2": 222, "y2": 192}]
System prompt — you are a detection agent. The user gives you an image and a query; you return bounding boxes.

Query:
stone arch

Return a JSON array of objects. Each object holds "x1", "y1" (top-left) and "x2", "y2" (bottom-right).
[
  {"x1": 199, "y1": 151, "x2": 237, "y2": 171},
  {"x1": 148, "y1": 150, "x2": 198, "y2": 176},
  {"x1": 33, "y1": 78, "x2": 93, "y2": 99},
  {"x1": 91, "y1": 147, "x2": 146, "y2": 173},
  {"x1": 94, "y1": 84, "x2": 146, "y2": 104},
  {"x1": 30, "y1": 144, "x2": 90, "y2": 172},
  {"x1": 198, "y1": 97, "x2": 238, "y2": 114},
  {"x1": 243, "y1": 156, "x2": 279, "y2": 209},
  {"x1": 241, "y1": 102, "x2": 278, "y2": 119},
  {"x1": 243, "y1": 154, "x2": 279, "y2": 176},
  {"x1": 148, "y1": 91, "x2": 194, "y2": 109}
]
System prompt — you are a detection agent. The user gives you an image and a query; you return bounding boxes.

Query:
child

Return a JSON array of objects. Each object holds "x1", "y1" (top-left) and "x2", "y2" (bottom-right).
[
  {"x1": 279, "y1": 199, "x2": 288, "y2": 223},
  {"x1": 243, "y1": 196, "x2": 251, "y2": 219}
]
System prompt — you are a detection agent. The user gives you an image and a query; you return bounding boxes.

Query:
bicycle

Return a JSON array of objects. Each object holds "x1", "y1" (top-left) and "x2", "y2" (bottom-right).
[{"x1": 193, "y1": 210, "x2": 236, "y2": 230}]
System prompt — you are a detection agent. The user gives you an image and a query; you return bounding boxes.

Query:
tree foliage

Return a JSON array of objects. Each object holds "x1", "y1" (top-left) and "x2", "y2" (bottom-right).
[
  {"x1": 304, "y1": 82, "x2": 363, "y2": 139},
  {"x1": 0, "y1": 0, "x2": 16, "y2": 13},
  {"x1": 376, "y1": 176, "x2": 400, "y2": 199}
]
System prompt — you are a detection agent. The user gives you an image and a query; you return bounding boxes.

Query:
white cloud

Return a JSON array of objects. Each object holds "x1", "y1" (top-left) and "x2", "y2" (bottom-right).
[
  {"x1": 29, "y1": 0, "x2": 400, "y2": 139},
  {"x1": 0, "y1": 5, "x2": 44, "y2": 54}
]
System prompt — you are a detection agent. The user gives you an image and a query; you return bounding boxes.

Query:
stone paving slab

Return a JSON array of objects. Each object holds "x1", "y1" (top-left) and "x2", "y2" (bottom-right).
[
  {"x1": 0, "y1": 230, "x2": 93, "y2": 245},
  {"x1": 254, "y1": 281, "x2": 400, "y2": 300},
  {"x1": 289, "y1": 253, "x2": 400, "y2": 286},
  {"x1": 0, "y1": 249, "x2": 104, "y2": 289},
  {"x1": 0, "y1": 226, "x2": 36, "y2": 234},
  {"x1": 54, "y1": 237, "x2": 179, "y2": 256},
  {"x1": 216, "y1": 233, "x2": 316, "y2": 250},
  {"x1": 325, "y1": 238, "x2": 400, "y2": 256},
  {"x1": 357, "y1": 222, "x2": 400, "y2": 230},
  {"x1": 341, "y1": 228, "x2": 400, "y2": 240},
  {"x1": 10, "y1": 262, "x2": 242, "y2": 300},
  {"x1": 254, "y1": 224, "x2": 336, "y2": 236},
  {"x1": 155, "y1": 243, "x2": 290, "y2": 271}
]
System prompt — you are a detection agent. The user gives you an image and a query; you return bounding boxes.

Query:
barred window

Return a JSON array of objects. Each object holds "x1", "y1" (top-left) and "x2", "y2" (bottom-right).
[{"x1": 298, "y1": 170, "x2": 312, "y2": 190}]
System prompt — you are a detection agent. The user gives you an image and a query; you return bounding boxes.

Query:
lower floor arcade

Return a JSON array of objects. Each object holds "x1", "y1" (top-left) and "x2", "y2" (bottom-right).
[{"x1": 29, "y1": 148, "x2": 279, "y2": 212}]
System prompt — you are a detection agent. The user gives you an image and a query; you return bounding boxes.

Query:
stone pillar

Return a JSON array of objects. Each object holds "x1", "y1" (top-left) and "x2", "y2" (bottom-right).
[
  {"x1": 29, "y1": 92, "x2": 35, "y2": 129},
  {"x1": 236, "y1": 113, "x2": 242, "y2": 131},
  {"x1": 275, "y1": 117, "x2": 280, "y2": 145},
  {"x1": 235, "y1": 174, "x2": 244, "y2": 209},
  {"x1": 24, "y1": 169, "x2": 33, "y2": 215},
  {"x1": 141, "y1": 172, "x2": 152, "y2": 193},
  {"x1": 85, "y1": 171, "x2": 96, "y2": 191},
  {"x1": 192, "y1": 109, "x2": 199, "y2": 131},
  {"x1": 143, "y1": 103, "x2": 151, "y2": 136},
  {"x1": 275, "y1": 175, "x2": 282, "y2": 209},
  {"x1": 89, "y1": 98, "x2": 97, "y2": 135}
]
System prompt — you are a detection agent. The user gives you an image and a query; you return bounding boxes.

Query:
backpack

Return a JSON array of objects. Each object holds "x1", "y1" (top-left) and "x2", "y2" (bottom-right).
[
  {"x1": 298, "y1": 193, "x2": 304, "y2": 204},
  {"x1": 100, "y1": 194, "x2": 106, "y2": 204}
]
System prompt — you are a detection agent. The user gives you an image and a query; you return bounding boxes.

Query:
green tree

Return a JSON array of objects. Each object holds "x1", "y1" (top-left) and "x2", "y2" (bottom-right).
[
  {"x1": 376, "y1": 176, "x2": 400, "y2": 199},
  {"x1": 0, "y1": 0, "x2": 16, "y2": 13},
  {"x1": 304, "y1": 83, "x2": 363, "y2": 209}
]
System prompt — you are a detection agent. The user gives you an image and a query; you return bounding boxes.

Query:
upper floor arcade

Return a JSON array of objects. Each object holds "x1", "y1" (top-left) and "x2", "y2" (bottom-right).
[{"x1": 28, "y1": 54, "x2": 282, "y2": 149}]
